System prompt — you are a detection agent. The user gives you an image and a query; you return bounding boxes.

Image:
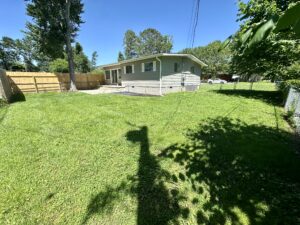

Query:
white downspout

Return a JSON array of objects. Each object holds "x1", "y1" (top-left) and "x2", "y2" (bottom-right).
[{"x1": 156, "y1": 57, "x2": 162, "y2": 96}]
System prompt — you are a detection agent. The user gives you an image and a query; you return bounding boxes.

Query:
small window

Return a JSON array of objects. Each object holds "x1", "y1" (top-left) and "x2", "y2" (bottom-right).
[
  {"x1": 126, "y1": 65, "x2": 133, "y2": 74},
  {"x1": 145, "y1": 62, "x2": 154, "y2": 72},
  {"x1": 105, "y1": 70, "x2": 110, "y2": 79},
  {"x1": 174, "y1": 63, "x2": 179, "y2": 72},
  {"x1": 191, "y1": 66, "x2": 195, "y2": 74}
]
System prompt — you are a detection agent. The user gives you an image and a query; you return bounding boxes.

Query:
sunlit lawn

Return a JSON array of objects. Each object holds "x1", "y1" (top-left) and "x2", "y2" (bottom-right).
[{"x1": 0, "y1": 82, "x2": 299, "y2": 224}]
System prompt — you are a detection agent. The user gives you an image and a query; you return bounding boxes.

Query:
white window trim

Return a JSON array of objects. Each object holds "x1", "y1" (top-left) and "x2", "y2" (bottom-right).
[
  {"x1": 105, "y1": 70, "x2": 111, "y2": 80},
  {"x1": 142, "y1": 63, "x2": 145, "y2": 73},
  {"x1": 144, "y1": 61, "x2": 155, "y2": 72},
  {"x1": 124, "y1": 65, "x2": 135, "y2": 74}
]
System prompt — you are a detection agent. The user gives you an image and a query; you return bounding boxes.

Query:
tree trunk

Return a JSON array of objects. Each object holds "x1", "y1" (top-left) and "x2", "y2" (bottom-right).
[{"x1": 65, "y1": 0, "x2": 77, "y2": 91}]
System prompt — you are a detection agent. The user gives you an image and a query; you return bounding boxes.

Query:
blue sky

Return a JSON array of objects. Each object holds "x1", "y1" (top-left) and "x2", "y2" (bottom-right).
[{"x1": 0, "y1": 0, "x2": 240, "y2": 65}]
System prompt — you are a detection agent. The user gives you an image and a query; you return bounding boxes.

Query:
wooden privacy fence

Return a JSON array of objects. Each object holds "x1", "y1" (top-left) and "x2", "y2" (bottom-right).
[{"x1": 6, "y1": 72, "x2": 105, "y2": 93}]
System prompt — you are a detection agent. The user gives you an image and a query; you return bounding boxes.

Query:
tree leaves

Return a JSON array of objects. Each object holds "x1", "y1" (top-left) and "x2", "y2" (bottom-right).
[
  {"x1": 241, "y1": 29, "x2": 253, "y2": 45},
  {"x1": 219, "y1": 35, "x2": 233, "y2": 51},
  {"x1": 248, "y1": 18, "x2": 276, "y2": 47},
  {"x1": 123, "y1": 28, "x2": 173, "y2": 59},
  {"x1": 25, "y1": 0, "x2": 84, "y2": 59},
  {"x1": 275, "y1": 2, "x2": 300, "y2": 33},
  {"x1": 228, "y1": 1, "x2": 300, "y2": 81},
  {"x1": 222, "y1": 2, "x2": 300, "y2": 50},
  {"x1": 182, "y1": 41, "x2": 232, "y2": 77}
]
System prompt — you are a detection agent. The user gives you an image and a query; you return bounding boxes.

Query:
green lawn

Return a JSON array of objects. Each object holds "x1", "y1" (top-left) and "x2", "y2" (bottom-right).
[{"x1": 0, "y1": 83, "x2": 299, "y2": 225}]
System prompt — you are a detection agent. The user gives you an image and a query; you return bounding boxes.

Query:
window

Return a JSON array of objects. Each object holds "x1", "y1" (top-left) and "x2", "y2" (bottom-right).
[
  {"x1": 174, "y1": 63, "x2": 179, "y2": 72},
  {"x1": 118, "y1": 69, "x2": 122, "y2": 79},
  {"x1": 190, "y1": 66, "x2": 195, "y2": 74},
  {"x1": 142, "y1": 61, "x2": 156, "y2": 72},
  {"x1": 125, "y1": 65, "x2": 133, "y2": 74},
  {"x1": 145, "y1": 62, "x2": 153, "y2": 72},
  {"x1": 105, "y1": 70, "x2": 110, "y2": 80}
]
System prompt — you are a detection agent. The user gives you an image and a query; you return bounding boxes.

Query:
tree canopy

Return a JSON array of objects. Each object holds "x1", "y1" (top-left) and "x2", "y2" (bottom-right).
[
  {"x1": 124, "y1": 30, "x2": 139, "y2": 59},
  {"x1": 118, "y1": 51, "x2": 125, "y2": 62},
  {"x1": 73, "y1": 42, "x2": 90, "y2": 73},
  {"x1": 49, "y1": 58, "x2": 69, "y2": 73},
  {"x1": 90, "y1": 51, "x2": 98, "y2": 70},
  {"x1": 225, "y1": 0, "x2": 300, "y2": 81},
  {"x1": 0, "y1": 37, "x2": 19, "y2": 70},
  {"x1": 123, "y1": 28, "x2": 173, "y2": 59},
  {"x1": 25, "y1": 0, "x2": 84, "y2": 90},
  {"x1": 181, "y1": 41, "x2": 232, "y2": 78},
  {"x1": 137, "y1": 28, "x2": 173, "y2": 56},
  {"x1": 25, "y1": 0, "x2": 84, "y2": 59}
]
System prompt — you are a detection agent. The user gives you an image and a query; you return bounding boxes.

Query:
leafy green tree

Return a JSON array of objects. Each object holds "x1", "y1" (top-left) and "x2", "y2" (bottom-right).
[
  {"x1": 118, "y1": 51, "x2": 125, "y2": 62},
  {"x1": 90, "y1": 68, "x2": 104, "y2": 75},
  {"x1": 1, "y1": 34, "x2": 49, "y2": 72},
  {"x1": 73, "y1": 42, "x2": 90, "y2": 73},
  {"x1": 49, "y1": 58, "x2": 69, "y2": 73},
  {"x1": 37, "y1": 59, "x2": 51, "y2": 72},
  {"x1": 0, "y1": 37, "x2": 19, "y2": 70},
  {"x1": 26, "y1": 0, "x2": 84, "y2": 91},
  {"x1": 90, "y1": 51, "x2": 98, "y2": 70},
  {"x1": 123, "y1": 28, "x2": 173, "y2": 59},
  {"x1": 137, "y1": 28, "x2": 173, "y2": 56},
  {"x1": 233, "y1": 1, "x2": 300, "y2": 48},
  {"x1": 181, "y1": 41, "x2": 232, "y2": 78},
  {"x1": 226, "y1": 0, "x2": 300, "y2": 81},
  {"x1": 75, "y1": 42, "x2": 83, "y2": 55},
  {"x1": 285, "y1": 62, "x2": 300, "y2": 80},
  {"x1": 124, "y1": 30, "x2": 139, "y2": 59},
  {"x1": 11, "y1": 63, "x2": 26, "y2": 72},
  {"x1": 15, "y1": 36, "x2": 39, "y2": 72}
]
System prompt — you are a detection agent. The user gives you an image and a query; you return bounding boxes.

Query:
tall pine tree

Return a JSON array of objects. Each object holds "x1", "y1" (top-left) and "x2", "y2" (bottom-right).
[{"x1": 25, "y1": 0, "x2": 84, "y2": 91}]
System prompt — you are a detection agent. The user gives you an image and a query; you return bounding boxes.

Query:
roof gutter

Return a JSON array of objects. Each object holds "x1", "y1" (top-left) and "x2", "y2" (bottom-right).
[{"x1": 156, "y1": 56, "x2": 162, "y2": 96}]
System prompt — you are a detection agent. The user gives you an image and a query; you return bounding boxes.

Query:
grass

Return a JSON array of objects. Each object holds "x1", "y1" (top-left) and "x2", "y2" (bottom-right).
[{"x1": 0, "y1": 82, "x2": 299, "y2": 225}]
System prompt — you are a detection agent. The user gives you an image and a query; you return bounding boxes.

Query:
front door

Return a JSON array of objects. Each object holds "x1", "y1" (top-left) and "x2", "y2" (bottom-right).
[{"x1": 111, "y1": 70, "x2": 118, "y2": 84}]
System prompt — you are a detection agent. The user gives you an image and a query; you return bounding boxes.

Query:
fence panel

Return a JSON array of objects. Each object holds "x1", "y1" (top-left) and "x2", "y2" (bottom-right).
[
  {"x1": 0, "y1": 69, "x2": 13, "y2": 102},
  {"x1": 285, "y1": 88, "x2": 300, "y2": 134},
  {"x1": 6, "y1": 72, "x2": 105, "y2": 93}
]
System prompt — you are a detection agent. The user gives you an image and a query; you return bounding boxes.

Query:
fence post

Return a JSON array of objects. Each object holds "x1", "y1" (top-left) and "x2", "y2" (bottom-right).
[
  {"x1": 234, "y1": 82, "x2": 237, "y2": 90},
  {"x1": 86, "y1": 75, "x2": 90, "y2": 89},
  {"x1": 0, "y1": 69, "x2": 13, "y2": 102},
  {"x1": 249, "y1": 82, "x2": 254, "y2": 90},
  {"x1": 33, "y1": 76, "x2": 39, "y2": 93},
  {"x1": 58, "y1": 82, "x2": 63, "y2": 92}
]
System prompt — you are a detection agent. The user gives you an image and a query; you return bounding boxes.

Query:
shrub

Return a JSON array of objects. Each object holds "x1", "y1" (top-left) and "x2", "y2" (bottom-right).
[
  {"x1": 11, "y1": 63, "x2": 26, "y2": 71},
  {"x1": 278, "y1": 79, "x2": 300, "y2": 92},
  {"x1": 49, "y1": 59, "x2": 69, "y2": 73},
  {"x1": 285, "y1": 62, "x2": 300, "y2": 80},
  {"x1": 90, "y1": 68, "x2": 104, "y2": 75},
  {"x1": 0, "y1": 98, "x2": 7, "y2": 107}
]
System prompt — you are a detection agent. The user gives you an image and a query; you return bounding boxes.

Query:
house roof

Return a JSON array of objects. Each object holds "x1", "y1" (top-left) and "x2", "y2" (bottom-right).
[{"x1": 100, "y1": 53, "x2": 208, "y2": 68}]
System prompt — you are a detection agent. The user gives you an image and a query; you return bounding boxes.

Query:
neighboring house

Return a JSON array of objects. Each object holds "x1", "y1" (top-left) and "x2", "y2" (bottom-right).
[{"x1": 100, "y1": 53, "x2": 207, "y2": 95}]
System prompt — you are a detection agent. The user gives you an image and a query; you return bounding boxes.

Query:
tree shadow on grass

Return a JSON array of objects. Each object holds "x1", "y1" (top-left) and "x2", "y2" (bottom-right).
[
  {"x1": 8, "y1": 76, "x2": 26, "y2": 103},
  {"x1": 82, "y1": 125, "x2": 187, "y2": 225},
  {"x1": 213, "y1": 90, "x2": 283, "y2": 106},
  {"x1": 160, "y1": 117, "x2": 300, "y2": 224},
  {"x1": 126, "y1": 126, "x2": 187, "y2": 225},
  {"x1": 81, "y1": 181, "x2": 129, "y2": 225},
  {"x1": 0, "y1": 103, "x2": 8, "y2": 124}
]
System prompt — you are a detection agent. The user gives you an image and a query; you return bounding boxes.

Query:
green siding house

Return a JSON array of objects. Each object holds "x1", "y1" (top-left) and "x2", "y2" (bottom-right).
[{"x1": 100, "y1": 53, "x2": 207, "y2": 95}]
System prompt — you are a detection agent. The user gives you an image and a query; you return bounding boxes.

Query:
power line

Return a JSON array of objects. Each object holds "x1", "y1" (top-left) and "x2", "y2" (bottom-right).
[
  {"x1": 159, "y1": 0, "x2": 202, "y2": 136},
  {"x1": 186, "y1": 0, "x2": 197, "y2": 48},
  {"x1": 191, "y1": 0, "x2": 201, "y2": 48}
]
